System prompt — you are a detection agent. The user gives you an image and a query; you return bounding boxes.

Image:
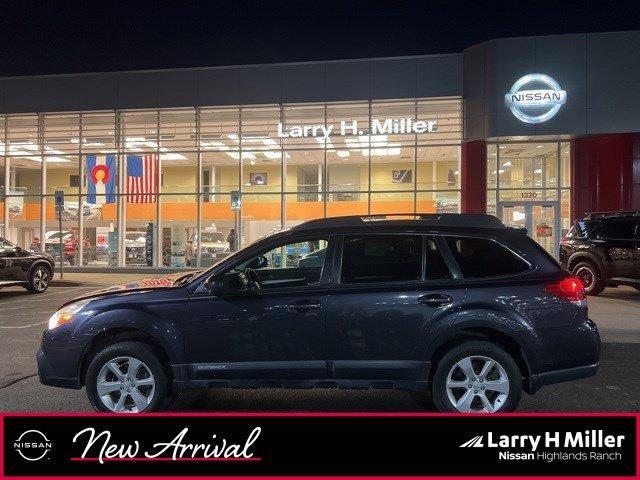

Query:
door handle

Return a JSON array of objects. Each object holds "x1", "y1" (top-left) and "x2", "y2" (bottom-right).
[
  {"x1": 287, "y1": 300, "x2": 322, "y2": 312},
  {"x1": 418, "y1": 294, "x2": 453, "y2": 307}
]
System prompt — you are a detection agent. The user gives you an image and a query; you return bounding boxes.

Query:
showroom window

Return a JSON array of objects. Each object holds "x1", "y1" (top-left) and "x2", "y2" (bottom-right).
[
  {"x1": 487, "y1": 141, "x2": 571, "y2": 259},
  {"x1": 0, "y1": 97, "x2": 462, "y2": 269}
]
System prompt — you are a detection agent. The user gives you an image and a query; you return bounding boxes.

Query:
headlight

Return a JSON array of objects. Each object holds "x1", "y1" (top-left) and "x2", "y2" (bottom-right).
[{"x1": 48, "y1": 298, "x2": 92, "y2": 330}]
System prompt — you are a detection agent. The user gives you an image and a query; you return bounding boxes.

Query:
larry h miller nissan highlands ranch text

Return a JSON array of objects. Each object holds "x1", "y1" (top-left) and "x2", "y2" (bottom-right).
[{"x1": 37, "y1": 214, "x2": 600, "y2": 413}]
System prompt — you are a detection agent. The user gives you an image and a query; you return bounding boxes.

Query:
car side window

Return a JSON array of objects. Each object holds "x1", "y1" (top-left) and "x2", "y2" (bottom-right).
[
  {"x1": 425, "y1": 237, "x2": 452, "y2": 280},
  {"x1": 597, "y1": 220, "x2": 638, "y2": 240},
  {"x1": 234, "y1": 238, "x2": 329, "y2": 289},
  {"x1": 340, "y1": 235, "x2": 422, "y2": 284},
  {"x1": 444, "y1": 236, "x2": 529, "y2": 278}
]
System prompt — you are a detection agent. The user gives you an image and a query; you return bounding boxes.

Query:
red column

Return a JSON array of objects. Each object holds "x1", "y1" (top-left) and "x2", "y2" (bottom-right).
[
  {"x1": 460, "y1": 140, "x2": 487, "y2": 214},
  {"x1": 634, "y1": 134, "x2": 640, "y2": 210},
  {"x1": 571, "y1": 134, "x2": 635, "y2": 222}
]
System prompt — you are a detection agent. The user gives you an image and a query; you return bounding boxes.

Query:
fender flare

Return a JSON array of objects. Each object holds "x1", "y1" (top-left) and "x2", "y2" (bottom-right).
[
  {"x1": 28, "y1": 259, "x2": 54, "y2": 279},
  {"x1": 74, "y1": 308, "x2": 183, "y2": 383},
  {"x1": 567, "y1": 252, "x2": 606, "y2": 278},
  {"x1": 422, "y1": 318, "x2": 537, "y2": 389}
]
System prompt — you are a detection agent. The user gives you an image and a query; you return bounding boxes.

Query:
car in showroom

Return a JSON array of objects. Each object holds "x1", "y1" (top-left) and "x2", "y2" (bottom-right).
[
  {"x1": 37, "y1": 214, "x2": 600, "y2": 413},
  {"x1": 0, "y1": 237, "x2": 55, "y2": 293},
  {"x1": 185, "y1": 229, "x2": 230, "y2": 266},
  {"x1": 560, "y1": 211, "x2": 640, "y2": 295}
]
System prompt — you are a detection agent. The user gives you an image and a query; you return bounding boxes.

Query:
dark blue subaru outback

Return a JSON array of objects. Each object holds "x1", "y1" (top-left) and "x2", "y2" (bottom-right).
[{"x1": 37, "y1": 214, "x2": 600, "y2": 413}]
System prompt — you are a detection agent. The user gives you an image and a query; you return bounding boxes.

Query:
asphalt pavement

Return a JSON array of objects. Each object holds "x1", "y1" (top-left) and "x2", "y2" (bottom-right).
[{"x1": 1, "y1": 273, "x2": 639, "y2": 412}]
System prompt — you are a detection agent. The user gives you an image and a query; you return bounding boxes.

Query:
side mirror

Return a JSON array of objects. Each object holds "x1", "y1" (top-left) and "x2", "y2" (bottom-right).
[
  {"x1": 248, "y1": 255, "x2": 268, "y2": 269},
  {"x1": 203, "y1": 275, "x2": 224, "y2": 296},
  {"x1": 204, "y1": 271, "x2": 248, "y2": 295}
]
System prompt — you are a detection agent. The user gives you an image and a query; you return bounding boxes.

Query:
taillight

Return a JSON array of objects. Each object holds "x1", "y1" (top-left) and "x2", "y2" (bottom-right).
[{"x1": 546, "y1": 276, "x2": 586, "y2": 302}]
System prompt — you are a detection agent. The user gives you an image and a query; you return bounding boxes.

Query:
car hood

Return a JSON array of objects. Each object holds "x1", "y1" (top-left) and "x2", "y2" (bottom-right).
[{"x1": 69, "y1": 272, "x2": 190, "y2": 303}]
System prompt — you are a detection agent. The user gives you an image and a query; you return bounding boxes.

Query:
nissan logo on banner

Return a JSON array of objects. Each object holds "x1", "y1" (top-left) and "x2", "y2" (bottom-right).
[{"x1": 505, "y1": 74, "x2": 567, "y2": 124}]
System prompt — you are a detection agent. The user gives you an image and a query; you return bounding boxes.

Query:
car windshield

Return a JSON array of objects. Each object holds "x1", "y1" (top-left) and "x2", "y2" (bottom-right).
[
  {"x1": 201, "y1": 232, "x2": 225, "y2": 243},
  {"x1": 0, "y1": 237, "x2": 15, "y2": 248}
]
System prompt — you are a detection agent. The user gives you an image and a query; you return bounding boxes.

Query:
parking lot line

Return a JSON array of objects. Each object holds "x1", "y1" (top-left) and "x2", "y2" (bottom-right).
[
  {"x1": 0, "y1": 321, "x2": 47, "y2": 329},
  {"x1": 0, "y1": 285, "x2": 92, "y2": 306}
]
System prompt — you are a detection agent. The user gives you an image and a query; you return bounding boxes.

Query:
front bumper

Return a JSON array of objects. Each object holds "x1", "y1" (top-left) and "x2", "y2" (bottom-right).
[{"x1": 36, "y1": 348, "x2": 81, "y2": 389}]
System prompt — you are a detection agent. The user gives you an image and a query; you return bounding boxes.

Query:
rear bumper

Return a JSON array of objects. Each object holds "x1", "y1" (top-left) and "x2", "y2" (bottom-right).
[
  {"x1": 527, "y1": 362, "x2": 599, "y2": 394},
  {"x1": 36, "y1": 348, "x2": 81, "y2": 389}
]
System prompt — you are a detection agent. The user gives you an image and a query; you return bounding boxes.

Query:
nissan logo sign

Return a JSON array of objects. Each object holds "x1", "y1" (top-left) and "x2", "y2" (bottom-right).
[{"x1": 505, "y1": 74, "x2": 566, "y2": 124}]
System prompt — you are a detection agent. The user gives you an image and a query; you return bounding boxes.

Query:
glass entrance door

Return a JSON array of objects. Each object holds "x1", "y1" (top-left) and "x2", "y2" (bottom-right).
[{"x1": 497, "y1": 201, "x2": 560, "y2": 258}]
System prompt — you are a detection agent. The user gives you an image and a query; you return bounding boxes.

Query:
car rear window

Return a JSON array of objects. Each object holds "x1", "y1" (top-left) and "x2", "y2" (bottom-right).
[
  {"x1": 341, "y1": 235, "x2": 421, "y2": 284},
  {"x1": 444, "y1": 236, "x2": 530, "y2": 278},
  {"x1": 566, "y1": 220, "x2": 597, "y2": 238}
]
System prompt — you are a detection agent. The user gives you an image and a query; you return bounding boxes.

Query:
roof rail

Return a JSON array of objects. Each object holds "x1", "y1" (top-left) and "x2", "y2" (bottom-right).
[
  {"x1": 292, "y1": 213, "x2": 506, "y2": 230},
  {"x1": 583, "y1": 210, "x2": 640, "y2": 219}
]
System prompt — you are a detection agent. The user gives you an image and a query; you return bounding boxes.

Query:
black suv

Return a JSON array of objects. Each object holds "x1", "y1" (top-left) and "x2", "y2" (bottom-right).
[
  {"x1": 0, "y1": 237, "x2": 54, "y2": 293},
  {"x1": 560, "y1": 211, "x2": 640, "y2": 295},
  {"x1": 38, "y1": 214, "x2": 600, "y2": 413}
]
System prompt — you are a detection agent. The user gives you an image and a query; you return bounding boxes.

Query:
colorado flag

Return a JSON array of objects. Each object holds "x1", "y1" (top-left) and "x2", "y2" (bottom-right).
[{"x1": 87, "y1": 154, "x2": 116, "y2": 204}]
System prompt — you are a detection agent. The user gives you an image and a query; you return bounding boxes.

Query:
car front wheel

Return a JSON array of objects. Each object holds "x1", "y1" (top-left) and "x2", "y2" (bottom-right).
[
  {"x1": 85, "y1": 341, "x2": 169, "y2": 413},
  {"x1": 26, "y1": 265, "x2": 51, "y2": 293},
  {"x1": 431, "y1": 341, "x2": 522, "y2": 413}
]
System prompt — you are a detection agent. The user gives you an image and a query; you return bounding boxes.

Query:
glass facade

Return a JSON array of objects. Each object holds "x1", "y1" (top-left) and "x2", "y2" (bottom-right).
[
  {"x1": 0, "y1": 97, "x2": 462, "y2": 268},
  {"x1": 487, "y1": 141, "x2": 571, "y2": 259}
]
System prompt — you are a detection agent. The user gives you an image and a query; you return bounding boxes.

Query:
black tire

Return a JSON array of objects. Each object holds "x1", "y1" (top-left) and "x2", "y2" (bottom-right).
[
  {"x1": 25, "y1": 264, "x2": 51, "y2": 293},
  {"x1": 572, "y1": 261, "x2": 605, "y2": 296},
  {"x1": 85, "y1": 341, "x2": 170, "y2": 413},
  {"x1": 431, "y1": 341, "x2": 522, "y2": 413}
]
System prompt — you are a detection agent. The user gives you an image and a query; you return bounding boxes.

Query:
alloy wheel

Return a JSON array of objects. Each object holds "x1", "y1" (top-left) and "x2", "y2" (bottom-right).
[
  {"x1": 445, "y1": 355, "x2": 510, "y2": 413},
  {"x1": 575, "y1": 266, "x2": 594, "y2": 289},
  {"x1": 33, "y1": 268, "x2": 49, "y2": 291},
  {"x1": 96, "y1": 356, "x2": 155, "y2": 413}
]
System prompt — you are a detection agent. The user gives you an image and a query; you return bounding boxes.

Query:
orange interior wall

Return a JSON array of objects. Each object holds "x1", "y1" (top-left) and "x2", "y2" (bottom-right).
[{"x1": 13, "y1": 199, "x2": 437, "y2": 223}]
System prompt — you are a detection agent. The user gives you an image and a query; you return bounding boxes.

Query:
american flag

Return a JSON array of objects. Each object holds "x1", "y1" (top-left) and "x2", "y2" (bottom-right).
[{"x1": 126, "y1": 154, "x2": 158, "y2": 203}]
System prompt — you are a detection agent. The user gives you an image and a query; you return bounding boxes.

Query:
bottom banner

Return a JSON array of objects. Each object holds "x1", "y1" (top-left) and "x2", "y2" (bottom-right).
[{"x1": 1, "y1": 413, "x2": 637, "y2": 477}]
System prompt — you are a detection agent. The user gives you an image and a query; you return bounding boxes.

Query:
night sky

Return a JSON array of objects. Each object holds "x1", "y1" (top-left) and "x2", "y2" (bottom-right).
[{"x1": 1, "y1": 0, "x2": 640, "y2": 77}]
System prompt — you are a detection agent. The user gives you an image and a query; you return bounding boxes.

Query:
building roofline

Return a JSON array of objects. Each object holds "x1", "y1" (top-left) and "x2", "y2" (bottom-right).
[
  {"x1": 2, "y1": 28, "x2": 638, "y2": 81},
  {"x1": 0, "y1": 52, "x2": 461, "y2": 81}
]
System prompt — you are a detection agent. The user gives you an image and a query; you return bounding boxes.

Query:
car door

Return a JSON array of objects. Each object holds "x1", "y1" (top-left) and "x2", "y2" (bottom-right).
[
  {"x1": 325, "y1": 233, "x2": 465, "y2": 382},
  {"x1": 184, "y1": 235, "x2": 334, "y2": 382},
  {"x1": 596, "y1": 219, "x2": 638, "y2": 279}
]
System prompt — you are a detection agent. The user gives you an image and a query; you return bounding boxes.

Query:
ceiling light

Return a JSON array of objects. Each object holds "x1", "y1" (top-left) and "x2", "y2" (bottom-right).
[
  {"x1": 159, "y1": 153, "x2": 187, "y2": 160},
  {"x1": 250, "y1": 160, "x2": 256, "y2": 166},
  {"x1": 499, "y1": 145, "x2": 506, "y2": 149},
  {"x1": 536, "y1": 145, "x2": 544, "y2": 148},
  {"x1": 498, "y1": 169, "x2": 506, "y2": 174},
  {"x1": 502, "y1": 161, "x2": 512, "y2": 167},
  {"x1": 534, "y1": 168, "x2": 543, "y2": 174},
  {"x1": 453, "y1": 170, "x2": 459, "y2": 175},
  {"x1": 337, "y1": 150, "x2": 350, "y2": 158}
]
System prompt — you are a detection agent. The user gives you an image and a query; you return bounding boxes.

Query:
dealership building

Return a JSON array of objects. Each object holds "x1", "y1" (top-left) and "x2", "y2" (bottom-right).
[{"x1": 0, "y1": 29, "x2": 639, "y2": 269}]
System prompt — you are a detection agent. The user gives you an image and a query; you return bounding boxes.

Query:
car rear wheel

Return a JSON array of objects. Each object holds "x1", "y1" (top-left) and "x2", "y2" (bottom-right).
[
  {"x1": 85, "y1": 341, "x2": 169, "y2": 413},
  {"x1": 431, "y1": 341, "x2": 522, "y2": 413},
  {"x1": 573, "y1": 261, "x2": 605, "y2": 296},
  {"x1": 25, "y1": 265, "x2": 51, "y2": 293}
]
